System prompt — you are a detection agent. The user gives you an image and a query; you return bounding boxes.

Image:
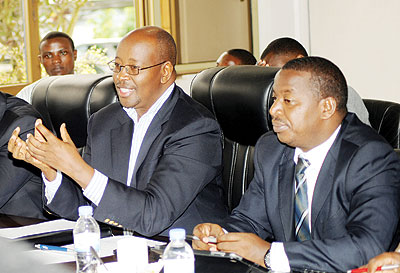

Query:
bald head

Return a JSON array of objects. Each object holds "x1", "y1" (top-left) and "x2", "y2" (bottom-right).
[{"x1": 121, "y1": 26, "x2": 177, "y2": 66}]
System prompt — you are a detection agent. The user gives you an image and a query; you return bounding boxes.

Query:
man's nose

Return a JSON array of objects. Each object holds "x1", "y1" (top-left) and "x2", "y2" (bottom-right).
[
  {"x1": 116, "y1": 66, "x2": 131, "y2": 80},
  {"x1": 269, "y1": 98, "x2": 281, "y2": 118},
  {"x1": 52, "y1": 53, "x2": 62, "y2": 64}
]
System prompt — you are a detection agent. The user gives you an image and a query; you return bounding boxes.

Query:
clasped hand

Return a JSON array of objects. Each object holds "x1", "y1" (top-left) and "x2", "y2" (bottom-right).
[{"x1": 192, "y1": 223, "x2": 270, "y2": 267}]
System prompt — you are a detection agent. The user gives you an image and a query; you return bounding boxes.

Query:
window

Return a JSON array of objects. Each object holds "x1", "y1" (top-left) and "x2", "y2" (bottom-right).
[
  {"x1": 1, "y1": 0, "x2": 138, "y2": 94},
  {"x1": 39, "y1": 0, "x2": 136, "y2": 74},
  {"x1": 0, "y1": 0, "x2": 27, "y2": 85}
]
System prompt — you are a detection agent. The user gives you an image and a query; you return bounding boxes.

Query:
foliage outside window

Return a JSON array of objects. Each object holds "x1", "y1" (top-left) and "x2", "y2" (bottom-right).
[
  {"x1": 0, "y1": 0, "x2": 27, "y2": 85},
  {"x1": 0, "y1": 0, "x2": 135, "y2": 85}
]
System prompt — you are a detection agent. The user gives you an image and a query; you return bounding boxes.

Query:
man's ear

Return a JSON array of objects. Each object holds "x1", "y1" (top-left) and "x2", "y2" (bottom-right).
[
  {"x1": 320, "y1": 97, "x2": 337, "y2": 119},
  {"x1": 160, "y1": 61, "x2": 174, "y2": 84},
  {"x1": 38, "y1": 55, "x2": 43, "y2": 64},
  {"x1": 73, "y1": 49, "x2": 77, "y2": 61}
]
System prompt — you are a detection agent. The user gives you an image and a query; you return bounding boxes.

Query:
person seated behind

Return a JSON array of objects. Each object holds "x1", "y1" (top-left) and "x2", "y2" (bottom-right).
[
  {"x1": 16, "y1": 31, "x2": 77, "y2": 103},
  {"x1": 9, "y1": 26, "x2": 228, "y2": 236},
  {"x1": 193, "y1": 57, "x2": 400, "y2": 272},
  {"x1": 216, "y1": 48, "x2": 257, "y2": 66},
  {"x1": 0, "y1": 91, "x2": 49, "y2": 219},
  {"x1": 257, "y1": 37, "x2": 370, "y2": 125}
]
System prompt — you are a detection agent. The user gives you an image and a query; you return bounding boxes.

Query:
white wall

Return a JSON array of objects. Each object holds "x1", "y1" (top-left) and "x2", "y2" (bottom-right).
[{"x1": 257, "y1": 0, "x2": 400, "y2": 103}]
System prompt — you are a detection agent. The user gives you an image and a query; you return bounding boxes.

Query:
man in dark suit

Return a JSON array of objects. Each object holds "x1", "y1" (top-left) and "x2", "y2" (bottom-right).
[
  {"x1": 193, "y1": 56, "x2": 400, "y2": 272},
  {"x1": 0, "y1": 92, "x2": 48, "y2": 219},
  {"x1": 9, "y1": 26, "x2": 227, "y2": 236}
]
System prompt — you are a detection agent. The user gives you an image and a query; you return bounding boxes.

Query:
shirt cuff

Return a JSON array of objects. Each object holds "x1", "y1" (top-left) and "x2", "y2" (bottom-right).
[
  {"x1": 83, "y1": 169, "x2": 108, "y2": 206},
  {"x1": 43, "y1": 170, "x2": 62, "y2": 205},
  {"x1": 270, "y1": 242, "x2": 291, "y2": 272}
]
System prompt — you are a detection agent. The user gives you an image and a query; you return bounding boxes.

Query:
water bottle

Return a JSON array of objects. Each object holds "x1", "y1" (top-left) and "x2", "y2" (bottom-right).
[
  {"x1": 163, "y1": 228, "x2": 195, "y2": 273},
  {"x1": 73, "y1": 206, "x2": 100, "y2": 273}
]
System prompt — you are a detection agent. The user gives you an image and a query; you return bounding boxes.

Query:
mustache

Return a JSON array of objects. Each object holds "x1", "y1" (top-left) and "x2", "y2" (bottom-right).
[{"x1": 271, "y1": 117, "x2": 286, "y2": 124}]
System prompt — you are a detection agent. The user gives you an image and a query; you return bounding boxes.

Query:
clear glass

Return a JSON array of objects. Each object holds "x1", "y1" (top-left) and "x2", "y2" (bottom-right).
[{"x1": 0, "y1": 0, "x2": 27, "y2": 85}]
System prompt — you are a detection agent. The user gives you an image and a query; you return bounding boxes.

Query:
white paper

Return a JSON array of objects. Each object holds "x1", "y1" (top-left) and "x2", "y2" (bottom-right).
[
  {"x1": 26, "y1": 235, "x2": 166, "y2": 265},
  {"x1": 0, "y1": 219, "x2": 76, "y2": 239}
]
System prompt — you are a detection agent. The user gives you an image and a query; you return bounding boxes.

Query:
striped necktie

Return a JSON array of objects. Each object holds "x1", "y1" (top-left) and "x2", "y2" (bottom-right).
[{"x1": 294, "y1": 155, "x2": 311, "y2": 241}]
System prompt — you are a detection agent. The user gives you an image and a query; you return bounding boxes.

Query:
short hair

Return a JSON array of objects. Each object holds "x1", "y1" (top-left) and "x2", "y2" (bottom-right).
[
  {"x1": 155, "y1": 28, "x2": 177, "y2": 66},
  {"x1": 39, "y1": 31, "x2": 75, "y2": 51},
  {"x1": 227, "y1": 49, "x2": 257, "y2": 65},
  {"x1": 260, "y1": 37, "x2": 308, "y2": 60},
  {"x1": 282, "y1": 56, "x2": 348, "y2": 112}
]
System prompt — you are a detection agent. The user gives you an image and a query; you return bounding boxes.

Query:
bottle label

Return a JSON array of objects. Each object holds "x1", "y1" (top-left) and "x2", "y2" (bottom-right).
[
  {"x1": 163, "y1": 259, "x2": 194, "y2": 273},
  {"x1": 74, "y1": 232, "x2": 100, "y2": 252}
]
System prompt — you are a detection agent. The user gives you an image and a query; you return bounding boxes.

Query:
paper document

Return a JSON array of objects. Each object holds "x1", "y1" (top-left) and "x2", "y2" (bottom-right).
[
  {"x1": 26, "y1": 235, "x2": 166, "y2": 265},
  {"x1": 0, "y1": 219, "x2": 76, "y2": 239}
]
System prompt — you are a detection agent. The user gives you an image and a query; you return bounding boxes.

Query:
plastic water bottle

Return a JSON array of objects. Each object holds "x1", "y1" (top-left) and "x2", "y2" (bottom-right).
[
  {"x1": 163, "y1": 228, "x2": 195, "y2": 273},
  {"x1": 73, "y1": 206, "x2": 100, "y2": 273}
]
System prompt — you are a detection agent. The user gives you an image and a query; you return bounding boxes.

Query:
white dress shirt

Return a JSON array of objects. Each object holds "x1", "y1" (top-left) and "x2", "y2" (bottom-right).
[
  {"x1": 270, "y1": 125, "x2": 341, "y2": 272},
  {"x1": 44, "y1": 83, "x2": 175, "y2": 206}
]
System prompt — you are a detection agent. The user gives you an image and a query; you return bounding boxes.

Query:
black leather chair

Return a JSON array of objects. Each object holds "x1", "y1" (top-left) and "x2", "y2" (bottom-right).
[
  {"x1": 191, "y1": 66, "x2": 279, "y2": 212},
  {"x1": 363, "y1": 99, "x2": 400, "y2": 149},
  {"x1": 31, "y1": 74, "x2": 118, "y2": 149}
]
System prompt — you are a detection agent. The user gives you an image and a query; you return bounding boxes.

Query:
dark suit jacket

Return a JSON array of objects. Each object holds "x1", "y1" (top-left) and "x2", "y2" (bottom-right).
[
  {"x1": 0, "y1": 92, "x2": 48, "y2": 219},
  {"x1": 224, "y1": 113, "x2": 400, "y2": 272},
  {"x1": 46, "y1": 85, "x2": 228, "y2": 236}
]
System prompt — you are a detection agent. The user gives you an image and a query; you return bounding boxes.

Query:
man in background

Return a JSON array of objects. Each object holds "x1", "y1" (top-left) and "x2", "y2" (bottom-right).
[
  {"x1": 216, "y1": 48, "x2": 257, "y2": 66},
  {"x1": 257, "y1": 37, "x2": 370, "y2": 125},
  {"x1": 193, "y1": 57, "x2": 400, "y2": 272},
  {"x1": 16, "y1": 31, "x2": 77, "y2": 103},
  {"x1": 9, "y1": 26, "x2": 227, "y2": 236}
]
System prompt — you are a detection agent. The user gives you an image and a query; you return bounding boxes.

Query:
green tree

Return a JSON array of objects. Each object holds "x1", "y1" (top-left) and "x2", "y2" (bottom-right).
[{"x1": 0, "y1": 0, "x2": 26, "y2": 84}]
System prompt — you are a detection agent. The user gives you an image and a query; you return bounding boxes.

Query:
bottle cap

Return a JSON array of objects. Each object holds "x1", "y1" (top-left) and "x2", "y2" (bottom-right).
[
  {"x1": 169, "y1": 228, "x2": 186, "y2": 241},
  {"x1": 78, "y1": 206, "x2": 93, "y2": 217}
]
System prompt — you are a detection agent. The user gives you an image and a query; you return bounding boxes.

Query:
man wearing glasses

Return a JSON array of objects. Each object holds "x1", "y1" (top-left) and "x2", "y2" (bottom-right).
[{"x1": 9, "y1": 26, "x2": 228, "y2": 236}]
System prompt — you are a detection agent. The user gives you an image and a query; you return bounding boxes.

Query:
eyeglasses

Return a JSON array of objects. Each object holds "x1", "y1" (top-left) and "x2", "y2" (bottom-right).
[{"x1": 107, "y1": 60, "x2": 167, "y2": 75}]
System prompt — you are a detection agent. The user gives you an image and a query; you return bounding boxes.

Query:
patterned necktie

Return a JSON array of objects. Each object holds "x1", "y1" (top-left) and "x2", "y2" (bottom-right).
[{"x1": 294, "y1": 155, "x2": 311, "y2": 241}]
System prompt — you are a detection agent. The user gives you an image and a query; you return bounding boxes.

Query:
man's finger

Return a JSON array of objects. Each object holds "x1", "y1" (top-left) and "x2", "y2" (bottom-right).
[
  {"x1": 35, "y1": 119, "x2": 56, "y2": 142},
  {"x1": 60, "y1": 123, "x2": 73, "y2": 144},
  {"x1": 8, "y1": 127, "x2": 20, "y2": 152},
  {"x1": 26, "y1": 133, "x2": 48, "y2": 160}
]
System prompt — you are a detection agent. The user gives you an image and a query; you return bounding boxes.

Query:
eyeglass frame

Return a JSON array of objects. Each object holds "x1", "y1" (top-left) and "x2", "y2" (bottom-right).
[{"x1": 107, "y1": 60, "x2": 167, "y2": 75}]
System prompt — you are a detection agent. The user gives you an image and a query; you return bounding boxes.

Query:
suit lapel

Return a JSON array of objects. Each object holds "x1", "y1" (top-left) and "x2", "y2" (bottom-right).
[
  {"x1": 310, "y1": 150, "x2": 336, "y2": 235},
  {"x1": 279, "y1": 148, "x2": 296, "y2": 241},
  {"x1": 110, "y1": 111, "x2": 133, "y2": 184},
  {"x1": 310, "y1": 120, "x2": 349, "y2": 235},
  {"x1": 130, "y1": 86, "x2": 180, "y2": 188}
]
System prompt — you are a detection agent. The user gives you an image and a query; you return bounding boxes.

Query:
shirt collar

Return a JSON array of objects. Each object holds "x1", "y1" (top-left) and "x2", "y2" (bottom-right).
[
  {"x1": 294, "y1": 125, "x2": 341, "y2": 167},
  {"x1": 123, "y1": 83, "x2": 175, "y2": 123}
]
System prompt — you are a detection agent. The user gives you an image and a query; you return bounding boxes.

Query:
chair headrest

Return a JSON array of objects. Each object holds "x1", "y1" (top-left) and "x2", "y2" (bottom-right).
[
  {"x1": 363, "y1": 99, "x2": 400, "y2": 149},
  {"x1": 191, "y1": 65, "x2": 280, "y2": 146},
  {"x1": 32, "y1": 74, "x2": 118, "y2": 148}
]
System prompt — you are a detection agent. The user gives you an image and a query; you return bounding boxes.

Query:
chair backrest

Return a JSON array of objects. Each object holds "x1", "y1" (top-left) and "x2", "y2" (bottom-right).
[
  {"x1": 31, "y1": 74, "x2": 118, "y2": 148},
  {"x1": 363, "y1": 99, "x2": 400, "y2": 149},
  {"x1": 191, "y1": 65, "x2": 279, "y2": 212}
]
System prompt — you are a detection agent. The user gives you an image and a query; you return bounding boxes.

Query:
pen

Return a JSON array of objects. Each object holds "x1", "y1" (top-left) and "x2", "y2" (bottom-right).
[
  {"x1": 34, "y1": 244, "x2": 75, "y2": 252},
  {"x1": 186, "y1": 234, "x2": 217, "y2": 244},
  {"x1": 347, "y1": 264, "x2": 400, "y2": 273}
]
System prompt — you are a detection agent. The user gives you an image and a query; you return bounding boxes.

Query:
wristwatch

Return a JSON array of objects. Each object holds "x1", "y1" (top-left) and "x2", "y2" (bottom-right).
[{"x1": 264, "y1": 248, "x2": 271, "y2": 269}]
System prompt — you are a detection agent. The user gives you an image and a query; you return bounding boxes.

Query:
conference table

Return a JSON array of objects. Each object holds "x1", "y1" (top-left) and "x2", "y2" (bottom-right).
[{"x1": 0, "y1": 213, "x2": 268, "y2": 273}]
